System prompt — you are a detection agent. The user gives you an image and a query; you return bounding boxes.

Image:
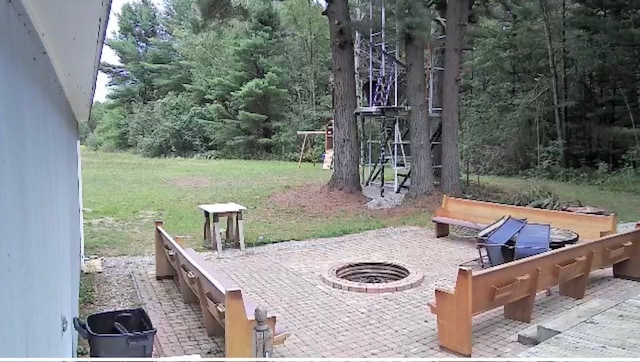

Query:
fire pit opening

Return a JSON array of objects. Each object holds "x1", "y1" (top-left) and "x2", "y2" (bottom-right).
[
  {"x1": 336, "y1": 262, "x2": 410, "y2": 283},
  {"x1": 322, "y1": 261, "x2": 424, "y2": 293}
]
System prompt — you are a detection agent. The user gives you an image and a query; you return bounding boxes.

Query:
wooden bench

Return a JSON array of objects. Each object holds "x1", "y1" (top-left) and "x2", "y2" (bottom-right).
[
  {"x1": 428, "y1": 226, "x2": 640, "y2": 356},
  {"x1": 154, "y1": 221, "x2": 289, "y2": 357},
  {"x1": 432, "y1": 195, "x2": 618, "y2": 241}
]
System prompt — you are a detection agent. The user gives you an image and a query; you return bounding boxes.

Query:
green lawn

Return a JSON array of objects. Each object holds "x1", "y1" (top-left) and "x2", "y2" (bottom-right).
[
  {"x1": 81, "y1": 149, "x2": 639, "y2": 256},
  {"x1": 81, "y1": 149, "x2": 429, "y2": 256},
  {"x1": 477, "y1": 175, "x2": 640, "y2": 222}
]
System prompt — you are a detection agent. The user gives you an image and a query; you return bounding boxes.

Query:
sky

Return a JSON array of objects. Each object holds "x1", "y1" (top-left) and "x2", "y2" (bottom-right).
[{"x1": 93, "y1": 0, "x2": 165, "y2": 103}]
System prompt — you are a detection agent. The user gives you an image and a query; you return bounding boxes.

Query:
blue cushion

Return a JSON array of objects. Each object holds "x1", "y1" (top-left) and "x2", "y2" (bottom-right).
[
  {"x1": 514, "y1": 223, "x2": 551, "y2": 259},
  {"x1": 484, "y1": 216, "x2": 527, "y2": 266}
]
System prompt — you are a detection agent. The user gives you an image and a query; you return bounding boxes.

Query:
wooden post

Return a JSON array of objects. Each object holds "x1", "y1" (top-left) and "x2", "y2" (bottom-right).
[
  {"x1": 213, "y1": 214, "x2": 223, "y2": 253},
  {"x1": 297, "y1": 134, "x2": 308, "y2": 168},
  {"x1": 203, "y1": 211, "x2": 211, "y2": 248},
  {"x1": 227, "y1": 215, "x2": 237, "y2": 246},
  {"x1": 155, "y1": 220, "x2": 174, "y2": 280},
  {"x1": 252, "y1": 306, "x2": 273, "y2": 358},
  {"x1": 237, "y1": 212, "x2": 246, "y2": 251}
]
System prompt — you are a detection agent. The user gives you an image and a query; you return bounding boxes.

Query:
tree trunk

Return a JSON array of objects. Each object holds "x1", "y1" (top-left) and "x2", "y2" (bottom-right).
[
  {"x1": 354, "y1": 5, "x2": 363, "y2": 108},
  {"x1": 561, "y1": 0, "x2": 568, "y2": 156},
  {"x1": 308, "y1": 0, "x2": 317, "y2": 114},
  {"x1": 406, "y1": 32, "x2": 434, "y2": 198},
  {"x1": 440, "y1": 0, "x2": 469, "y2": 196},
  {"x1": 539, "y1": 0, "x2": 565, "y2": 167},
  {"x1": 324, "y1": 0, "x2": 361, "y2": 192},
  {"x1": 430, "y1": 2, "x2": 447, "y2": 178}
]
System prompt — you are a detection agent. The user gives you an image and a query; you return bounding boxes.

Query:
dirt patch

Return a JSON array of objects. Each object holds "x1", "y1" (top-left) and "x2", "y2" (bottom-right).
[
  {"x1": 137, "y1": 210, "x2": 159, "y2": 222},
  {"x1": 86, "y1": 213, "x2": 157, "y2": 231},
  {"x1": 164, "y1": 176, "x2": 211, "y2": 188},
  {"x1": 269, "y1": 184, "x2": 369, "y2": 215},
  {"x1": 266, "y1": 181, "x2": 516, "y2": 221},
  {"x1": 87, "y1": 217, "x2": 122, "y2": 229},
  {"x1": 401, "y1": 191, "x2": 444, "y2": 211},
  {"x1": 268, "y1": 184, "x2": 442, "y2": 218}
]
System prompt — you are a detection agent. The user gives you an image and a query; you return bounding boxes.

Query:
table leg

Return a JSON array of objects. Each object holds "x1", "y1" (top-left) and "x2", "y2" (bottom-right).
[
  {"x1": 212, "y1": 214, "x2": 223, "y2": 253},
  {"x1": 235, "y1": 213, "x2": 241, "y2": 244},
  {"x1": 237, "y1": 212, "x2": 246, "y2": 251},
  {"x1": 226, "y1": 215, "x2": 236, "y2": 245},
  {"x1": 203, "y1": 211, "x2": 211, "y2": 247}
]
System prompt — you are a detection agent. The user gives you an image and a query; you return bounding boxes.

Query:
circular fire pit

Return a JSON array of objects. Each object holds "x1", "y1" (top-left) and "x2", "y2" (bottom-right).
[{"x1": 322, "y1": 262, "x2": 424, "y2": 293}]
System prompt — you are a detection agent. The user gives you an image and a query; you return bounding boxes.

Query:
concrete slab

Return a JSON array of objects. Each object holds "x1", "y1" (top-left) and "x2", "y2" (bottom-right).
[
  {"x1": 517, "y1": 297, "x2": 619, "y2": 345},
  {"x1": 518, "y1": 294, "x2": 640, "y2": 358}
]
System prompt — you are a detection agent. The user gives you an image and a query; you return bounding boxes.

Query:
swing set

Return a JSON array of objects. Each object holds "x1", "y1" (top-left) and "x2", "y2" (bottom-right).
[{"x1": 296, "y1": 120, "x2": 334, "y2": 170}]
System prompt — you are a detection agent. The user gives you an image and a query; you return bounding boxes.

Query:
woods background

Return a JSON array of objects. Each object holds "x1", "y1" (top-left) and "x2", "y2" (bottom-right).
[{"x1": 84, "y1": 0, "x2": 640, "y2": 188}]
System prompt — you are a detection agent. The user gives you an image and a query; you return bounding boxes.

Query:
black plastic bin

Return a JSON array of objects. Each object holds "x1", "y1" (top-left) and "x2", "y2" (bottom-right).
[{"x1": 74, "y1": 307, "x2": 157, "y2": 357}]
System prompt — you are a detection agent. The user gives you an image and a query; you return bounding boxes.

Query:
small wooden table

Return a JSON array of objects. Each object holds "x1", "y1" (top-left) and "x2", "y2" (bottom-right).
[{"x1": 198, "y1": 203, "x2": 247, "y2": 253}]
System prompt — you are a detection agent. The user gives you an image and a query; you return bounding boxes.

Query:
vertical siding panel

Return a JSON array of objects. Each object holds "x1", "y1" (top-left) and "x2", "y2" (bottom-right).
[{"x1": 0, "y1": 0, "x2": 81, "y2": 357}]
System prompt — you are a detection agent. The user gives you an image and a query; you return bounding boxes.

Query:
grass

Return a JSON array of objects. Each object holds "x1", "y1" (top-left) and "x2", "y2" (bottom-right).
[
  {"x1": 77, "y1": 273, "x2": 95, "y2": 357},
  {"x1": 81, "y1": 149, "x2": 431, "y2": 256},
  {"x1": 82, "y1": 148, "x2": 640, "y2": 256},
  {"x1": 475, "y1": 175, "x2": 640, "y2": 222}
]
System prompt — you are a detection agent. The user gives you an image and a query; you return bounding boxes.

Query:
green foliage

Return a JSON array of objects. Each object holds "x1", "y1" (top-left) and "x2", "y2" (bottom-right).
[
  {"x1": 462, "y1": 0, "x2": 640, "y2": 179},
  {"x1": 101, "y1": 0, "x2": 164, "y2": 105},
  {"x1": 126, "y1": 93, "x2": 214, "y2": 157},
  {"x1": 88, "y1": 103, "x2": 129, "y2": 152},
  {"x1": 79, "y1": 274, "x2": 95, "y2": 305},
  {"x1": 89, "y1": 0, "x2": 640, "y2": 181},
  {"x1": 90, "y1": 0, "x2": 331, "y2": 160},
  {"x1": 509, "y1": 184, "x2": 563, "y2": 209}
]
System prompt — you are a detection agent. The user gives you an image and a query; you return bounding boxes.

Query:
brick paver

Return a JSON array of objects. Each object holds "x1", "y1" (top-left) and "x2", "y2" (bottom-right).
[{"x1": 130, "y1": 227, "x2": 640, "y2": 357}]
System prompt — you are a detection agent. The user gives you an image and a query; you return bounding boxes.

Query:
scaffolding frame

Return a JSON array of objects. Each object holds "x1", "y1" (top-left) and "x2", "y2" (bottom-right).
[
  {"x1": 354, "y1": 0, "x2": 410, "y2": 197},
  {"x1": 354, "y1": 0, "x2": 445, "y2": 197}
]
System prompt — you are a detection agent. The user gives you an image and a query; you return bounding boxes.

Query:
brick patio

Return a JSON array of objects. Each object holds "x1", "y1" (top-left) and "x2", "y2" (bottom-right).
[{"x1": 130, "y1": 227, "x2": 640, "y2": 357}]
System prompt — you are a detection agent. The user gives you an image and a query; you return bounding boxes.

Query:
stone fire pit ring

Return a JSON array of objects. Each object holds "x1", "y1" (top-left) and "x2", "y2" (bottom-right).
[{"x1": 322, "y1": 261, "x2": 424, "y2": 293}]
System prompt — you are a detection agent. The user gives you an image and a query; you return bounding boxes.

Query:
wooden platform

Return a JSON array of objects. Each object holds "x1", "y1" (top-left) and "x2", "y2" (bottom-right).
[{"x1": 518, "y1": 293, "x2": 640, "y2": 357}]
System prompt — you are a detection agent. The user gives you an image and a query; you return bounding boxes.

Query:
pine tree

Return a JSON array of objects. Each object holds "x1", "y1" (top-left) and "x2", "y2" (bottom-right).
[
  {"x1": 101, "y1": 0, "x2": 162, "y2": 105},
  {"x1": 209, "y1": 2, "x2": 289, "y2": 158}
]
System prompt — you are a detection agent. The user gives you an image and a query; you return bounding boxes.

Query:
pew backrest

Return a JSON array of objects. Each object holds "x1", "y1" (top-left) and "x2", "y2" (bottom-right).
[
  {"x1": 156, "y1": 225, "x2": 240, "y2": 293},
  {"x1": 451, "y1": 227, "x2": 640, "y2": 317},
  {"x1": 435, "y1": 195, "x2": 618, "y2": 240}
]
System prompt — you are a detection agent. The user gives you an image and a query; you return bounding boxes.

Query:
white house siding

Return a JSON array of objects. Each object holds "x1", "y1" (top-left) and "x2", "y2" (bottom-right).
[{"x1": 0, "y1": 0, "x2": 82, "y2": 357}]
